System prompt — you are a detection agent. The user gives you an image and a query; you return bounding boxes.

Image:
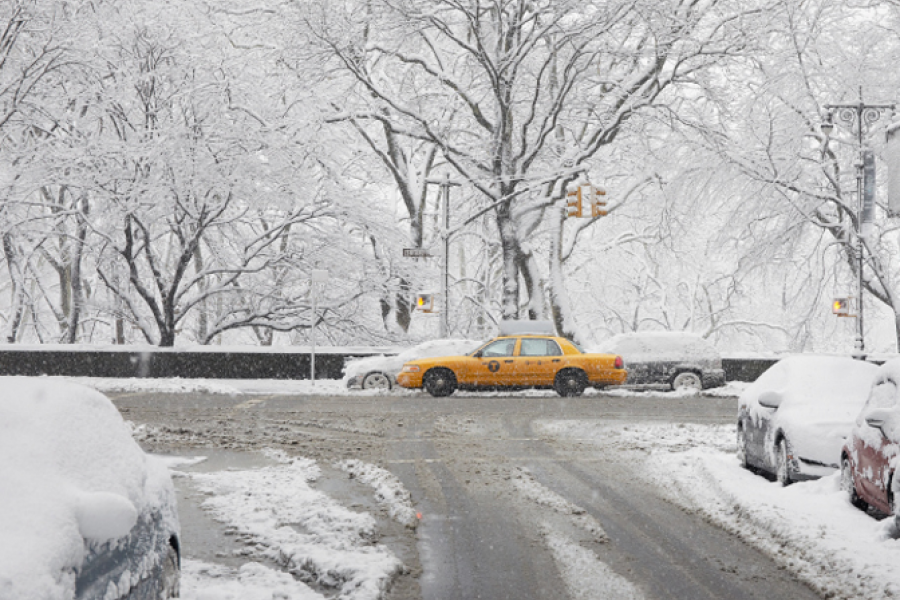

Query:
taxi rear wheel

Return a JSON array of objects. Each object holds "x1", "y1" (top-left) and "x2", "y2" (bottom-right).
[
  {"x1": 554, "y1": 369, "x2": 586, "y2": 397},
  {"x1": 423, "y1": 368, "x2": 457, "y2": 397}
]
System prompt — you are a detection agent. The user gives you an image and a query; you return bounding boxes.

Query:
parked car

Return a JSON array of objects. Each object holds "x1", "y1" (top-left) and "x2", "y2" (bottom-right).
[
  {"x1": 344, "y1": 339, "x2": 481, "y2": 390},
  {"x1": 736, "y1": 355, "x2": 877, "y2": 486},
  {"x1": 396, "y1": 331, "x2": 627, "y2": 397},
  {"x1": 599, "y1": 332, "x2": 725, "y2": 391},
  {"x1": 841, "y1": 358, "x2": 900, "y2": 527},
  {"x1": 0, "y1": 378, "x2": 181, "y2": 600}
]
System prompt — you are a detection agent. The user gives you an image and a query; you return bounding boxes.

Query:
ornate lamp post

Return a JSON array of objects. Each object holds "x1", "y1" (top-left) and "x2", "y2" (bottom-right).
[{"x1": 821, "y1": 91, "x2": 894, "y2": 358}]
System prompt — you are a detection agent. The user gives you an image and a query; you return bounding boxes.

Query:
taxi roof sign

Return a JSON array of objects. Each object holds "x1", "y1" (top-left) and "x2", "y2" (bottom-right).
[{"x1": 497, "y1": 320, "x2": 557, "y2": 336}]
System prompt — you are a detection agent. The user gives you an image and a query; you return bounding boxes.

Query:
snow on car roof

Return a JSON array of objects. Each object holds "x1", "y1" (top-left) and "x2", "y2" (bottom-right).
[
  {"x1": 741, "y1": 355, "x2": 878, "y2": 420},
  {"x1": 0, "y1": 377, "x2": 172, "y2": 600},
  {"x1": 597, "y1": 331, "x2": 720, "y2": 362}
]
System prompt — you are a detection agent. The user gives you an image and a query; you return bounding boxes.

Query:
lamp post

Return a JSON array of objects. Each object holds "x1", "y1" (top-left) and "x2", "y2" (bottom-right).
[{"x1": 821, "y1": 91, "x2": 894, "y2": 359}]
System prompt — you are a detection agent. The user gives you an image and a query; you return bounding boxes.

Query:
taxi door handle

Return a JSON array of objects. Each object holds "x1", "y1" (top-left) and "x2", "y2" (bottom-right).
[
  {"x1": 552, "y1": 359, "x2": 561, "y2": 363},
  {"x1": 504, "y1": 359, "x2": 514, "y2": 363}
]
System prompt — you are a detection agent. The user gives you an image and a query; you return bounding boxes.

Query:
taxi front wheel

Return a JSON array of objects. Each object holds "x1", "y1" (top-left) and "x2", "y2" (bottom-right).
[
  {"x1": 423, "y1": 368, "x2": 457, "y2": 397},
  {"x1": 554, "y1": 369, "x2": 586, "y2": 397}
]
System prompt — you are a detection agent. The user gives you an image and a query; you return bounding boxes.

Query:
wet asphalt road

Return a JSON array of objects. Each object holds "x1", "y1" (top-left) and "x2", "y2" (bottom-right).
[{"x1": 111, "y1": 390, "x2": 822, "y2": 600}]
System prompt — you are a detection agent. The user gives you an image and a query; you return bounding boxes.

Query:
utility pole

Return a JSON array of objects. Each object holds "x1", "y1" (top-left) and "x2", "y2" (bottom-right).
[
  {"x1": 426, "y1": 174, "x2": 461, "y2": 338},
  {"x1": 310, "y1": 269, "x2": 328, "y2": 383},
  {"x1": 822, "y1": 90, "x2": 894, "y2": 359}
]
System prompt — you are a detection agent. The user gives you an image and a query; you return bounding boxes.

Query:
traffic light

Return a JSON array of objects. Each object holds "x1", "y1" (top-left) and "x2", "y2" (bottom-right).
[
  {"x1": 415, "y1": 293, "x2": 434, "y2": 313},
  {"x1": 566, "y1": 188, "x2": 583, "y2": 218},
  {"x1": 832, "y1": 297, "x2": 851, "y2": 316},
  {"x1": 591, "y1": 187, "x2": 608, "y2": 217}
]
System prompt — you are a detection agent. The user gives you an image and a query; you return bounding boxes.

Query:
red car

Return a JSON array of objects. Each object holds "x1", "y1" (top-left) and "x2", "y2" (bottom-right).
[{"x1": 840, "y1": 359, "x2": 900, "y2": 527}]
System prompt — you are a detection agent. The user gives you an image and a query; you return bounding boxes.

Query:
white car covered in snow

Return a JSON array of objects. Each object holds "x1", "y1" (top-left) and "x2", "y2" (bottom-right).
[
  {"x1": 736, "y1": 355, "x2": 878, "y2": 485},
  {"x1": 0, "y1": 378, "x2": 181, "y2": 599},
  {"x1": 344, "y1": 339, "x2": 481, "y2": 391}
]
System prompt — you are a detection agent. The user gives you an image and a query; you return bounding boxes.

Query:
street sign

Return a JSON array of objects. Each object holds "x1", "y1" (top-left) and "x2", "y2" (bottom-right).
[{"x1": 403, "y1": 248, "x2": 432, "y2": 258}]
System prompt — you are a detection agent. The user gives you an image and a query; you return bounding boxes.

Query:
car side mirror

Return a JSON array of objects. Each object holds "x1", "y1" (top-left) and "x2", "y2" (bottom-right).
[
  {"x1": 757, "y1": 391, "x2": 783, "y2": 409},
  {"x1": 865, "y1": 408, "x2": 892, "y2": 435},
  {"x1": 472, "y1": 351, "x2": 482, "y2": 358}
]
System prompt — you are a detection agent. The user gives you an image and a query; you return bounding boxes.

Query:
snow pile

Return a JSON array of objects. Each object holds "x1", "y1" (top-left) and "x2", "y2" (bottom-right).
[
  {"x1": 188, "y1": 455, "x2": 404, "y2": 600},
  {"x1": 180, "y1": 560, "x2": 322, "y2": 600},
  {"x1": 336, "y1": 460, "x2": 419, "y2": 529},
  {"x1": 0, "y1": 377, "x2": 174, "y2": 600}
]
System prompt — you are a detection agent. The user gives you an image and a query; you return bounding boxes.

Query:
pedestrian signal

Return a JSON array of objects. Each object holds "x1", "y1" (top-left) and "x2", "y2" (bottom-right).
[
  {"x1": 832, "y1": 297, "x2": 851, "y2": 316},
  {"x1": 416, "y1": 293, "x2": 434, "y2": 313}
]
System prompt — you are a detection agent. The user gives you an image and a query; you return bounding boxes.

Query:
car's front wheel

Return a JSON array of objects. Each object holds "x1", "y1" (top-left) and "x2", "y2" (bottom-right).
[
  {"x1": 671, "y1": 371, "x2": 702, "y2": 392},
  {"x1": 161, "y1": 543, "x2": 180, "y2": 599},
  {"x1": 423, "y1": 368, "x2": 457, "y2": 397},
  {"x1": 362, "y1": 371, "x2": 392, "y2": 390},
  {"x1": 554, "y1": 369, "x2": 586, "y2": 397},
  {"x1": 841, "y1": 456, "x2": 868, "y2": 510},
  {"x1": 775, "y1": 438, "x2": 792, "y2": 486}
]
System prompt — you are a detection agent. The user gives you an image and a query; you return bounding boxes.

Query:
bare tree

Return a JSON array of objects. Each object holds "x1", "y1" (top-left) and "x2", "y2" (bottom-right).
[{"x1": 303, "y1": 0, "x2": 767, "y2": 336}]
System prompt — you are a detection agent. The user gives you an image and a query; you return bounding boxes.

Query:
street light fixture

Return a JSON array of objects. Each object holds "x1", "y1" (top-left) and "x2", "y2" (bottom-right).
[{"x1": 820, "y1": 91, "x2": 895, "y2": 359}]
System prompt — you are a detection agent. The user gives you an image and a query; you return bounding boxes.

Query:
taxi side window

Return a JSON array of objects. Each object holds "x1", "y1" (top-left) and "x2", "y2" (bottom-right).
[
  {"x1": 481, "y1": 339, "x2": 517, "y2": 357},
  {"x1": 519, "y1": 338, "x2": 562, "y2": 356}
]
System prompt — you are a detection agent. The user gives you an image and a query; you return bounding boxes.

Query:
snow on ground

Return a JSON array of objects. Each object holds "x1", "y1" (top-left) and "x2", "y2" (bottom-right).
[
  {"x1": 541, "y1": 524, "x2": 645, "y2": 600},
  {"x1": 511, "y1": 467, "x2": 608, "y2": 542},
  {"x1": 61, "y1": 374, "x2": 749, "y2": 400},
  {"x1": 537, "y1": 421, "x2": 900, "y2": 600},
  {"x1": 178, "y1": 453, "x2": 405, "y2": 600},
  {"x1": 335, "y1": 460, "x2": 420, "y2": 529},
  {"x1": 180, "y1": 560, "x2": 322, "y2": 600}
]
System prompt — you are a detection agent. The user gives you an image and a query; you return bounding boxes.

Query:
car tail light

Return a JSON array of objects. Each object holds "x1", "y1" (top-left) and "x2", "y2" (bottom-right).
[{"x1": 614, "y1": 355, "x2": 624, "y2": 369}]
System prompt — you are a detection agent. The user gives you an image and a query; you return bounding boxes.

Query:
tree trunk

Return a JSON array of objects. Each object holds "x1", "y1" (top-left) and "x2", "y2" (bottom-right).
[{"x1": 547, "y1": 209, "x2": 582, "y2": 343}]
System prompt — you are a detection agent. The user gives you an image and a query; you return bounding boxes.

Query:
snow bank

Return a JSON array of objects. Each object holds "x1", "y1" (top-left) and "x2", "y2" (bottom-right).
[
  {"x1": 0, "y1": 377, "x2": 173, "y2": 600},
  {"x1": 188, "y1": 455, "x2": 404, "y2": 600},
  {"x1": 180, "y1": 560, "x2": 322, "y2": 600},
  {"x1": 335, "y1": 460, "x2": 419, "y2": 529}
]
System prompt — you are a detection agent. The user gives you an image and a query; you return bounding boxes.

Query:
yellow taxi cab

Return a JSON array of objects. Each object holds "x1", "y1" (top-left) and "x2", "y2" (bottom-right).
[{"x1": 396, "y1": 331, "x2": 626, "y2": 397}]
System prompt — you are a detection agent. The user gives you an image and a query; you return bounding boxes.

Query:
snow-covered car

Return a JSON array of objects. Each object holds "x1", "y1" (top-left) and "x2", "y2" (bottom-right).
[
  {"x1": 0, "y1": 378, "x2": 181, "y2": 599},
  {"x1": 841, "y1": 358, "x2": 900, "y2": 527},
  {"x1": 736, "y1": 355, "x2": 878, "y2": 485},
  {"x1": 344, "y1": 339, "x2": 481, "y2": 390},
  {"x1": 598, "y1": 332, "x2": 726, "y2": 391}
]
